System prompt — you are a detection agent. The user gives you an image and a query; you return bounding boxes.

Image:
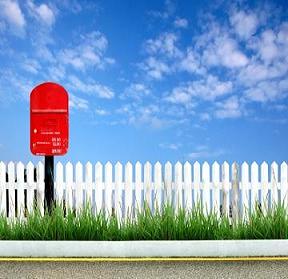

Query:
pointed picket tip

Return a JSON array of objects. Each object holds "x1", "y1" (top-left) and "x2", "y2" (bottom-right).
[
  {"x1": 66, "y1": 161, "x2": 73, "y2": 168},
  {"x1": 203, "y1": 161, "x2": 209, "y2": 168},
  {"x1": 76, "y1": 161, "x2": 82, "y2": 166},
  {"x1": 105, "y1": 161, "x2": 112, "y2": 168},
  {"x1": 242, "y1": 161, "x2": 249, "y2": 167},
  {"x1": 27, "y1": 161, "x2": 34, "y2": 169},
  {"x1": 223, "y1": 161, "x2": 229, "y2": 166},
  {"x1": 175, "y1": 161, "x2": 182, "y2": 167},
  {"x1": 251, "y1": 161, "x2": 258, "y2": 167},
  {"x1": 125, "y1": 161, "x2": 132, "y2": 167},
  {"x1": 115, "y1": 161, "x2": 122, "y2": 167},
  {"x1": 144, "y1": 161, "x2": 152, "y2": 167},
  {"x1": 232, "y1": 161, "x2": 238, "y2": 167},
  {"x1": 271, "y1": 161, "x2": 278, "y2": 167},
  {"x1": 281, "y1": 161, "x2": 288, "y2": 168},
  {"x1": 155, "y1": 161, "x2": 161, "y2": 168},
  {"x1": 212, "y1": 161, "x2": 220, "y2": 167},
  {"x1": 184, "y1": 161, "x2": 191, "y2": 168},
  {"x1": 86, "y1": 161, "x2": 92, "y2": 168},
  {"x1": 56, "y1": 161, "x2": 63, "y2": 169},
  {"x1": 165, "y1": 161, "x2": 172, "y2": 165},
  {"x1": 37, "y1": 161, "x2": 44, "y2": 168},
  {"x1": 0, "y1": 161, "x2": 5, "y2": 169},
  {"x1": 193, "y1": 161, "x2": 200, "y2": 167},
  {"x1": 95, "y1": 161, "x2": 102, "y2": 168},
  {"x1": 16, "y1": 161, "x2": 24, "y2": 168}
]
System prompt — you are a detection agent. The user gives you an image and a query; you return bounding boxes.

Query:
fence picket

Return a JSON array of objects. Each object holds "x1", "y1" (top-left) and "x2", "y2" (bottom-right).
[
  {"x1": 175, "y1": 162, "x2": 183, "y2": 211},
  {"x1": 241, "y1": 162, "x2": 249, "y2": 219},
  {"x1": 115, "y1": 162, "x2": 123, "y2": 221},
  {"x1": 0, "y1": 162, "x2": 6, "y2": 216},
  {"x1": 271, "y1": 162, "x2": 279, "y2": 207},
  {"x1": 280, "y1": 162, "x2": 288, "y2": 208},
  {"x1": 105, "y1": 162, "x2": 113, "y2": 216},
  {"x1": 144, "y1": 162, "x2": 152, "y2": 210},
  {"x1": 184, "y1": 162, "x2": 192, "y2": 212},
  {"x1": 193, "y1": 161, "x2": 201, "y2": 207},
  {"x1": 164, "y1": 162, "x2": 172, "y2": 205},
  {"x1": 8, "y1": 162, "x2": 15, "y2": 219},
  {"x1": 212, "y1": 161, "x2": 220, "y2": 217},
  {"x1": 232, "y1": 162, "x2": 239, "y2": 223},
  {"x1": 202, "y1": 162, "x2": 210, "y2": 215},
  {"x1": 261, "y1": 161, "x2": 269, "y2": 214},
  {"x1": 16, "y1": 162, "x2": 25, "y2": 219},
  {"x1": 85, "y1": 162, "x2": 93, "y2": 208},
  {"x1": 154, "y1": 162, "x2": 162, "y2": 210},
  {"x1": 75, "y1": 162, "x2": 83, "y2": 213},
  {"x1": 135, "y1": 162, "x2": 142, "y2": 213},
  {"x1": 37, "y1": 161, "x2": 44, "y2": 216},
  {"x1": 251, "y1": 162, "x2": 259, "y2": 213},
  {"x1": 222, "y1": 162, "x2": 229, "y2": 217},
  {"x1": 65, "y1": 162, "x2": 73, "y2": 212},
  {"x1": 95, "y1": 162, "x2": 103, "y2": 214},
  {"x1": 26, "y1": 162, "x2": 34, "y2": 215},
  {"x1": 56, "y1": 162, "x2": 64, "y2": 205},
  {"x1": 125, "y1": 162, "x2": 133, "y2": 218}
]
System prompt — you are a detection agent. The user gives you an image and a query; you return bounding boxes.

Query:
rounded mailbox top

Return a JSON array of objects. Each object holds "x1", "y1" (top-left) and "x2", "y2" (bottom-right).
[{"x1": 30, "y1": 82, "x2": 68, "y2": 111}]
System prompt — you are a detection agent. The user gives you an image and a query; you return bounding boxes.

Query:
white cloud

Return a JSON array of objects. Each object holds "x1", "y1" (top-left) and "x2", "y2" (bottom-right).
[
  {"x1": 179, "y1": 48, "x2": 205, "y2": 75},
  {"x1": 95, "y1": 108, "x2": 109, "y2": 116},
  {"x1": 159, "y1": 143, "x2": 181, "y2": 150},
  {"x1": 0, "y1": 0, "x2": 26, "y2": 33},
  {"x1": 145, "y1": 32, "x2": 181, "y2": 58},
  {"x1": 68, "y1": 75, "x2": 115, "y2": 99},
  {"x1": 140, "y1": 57, "x2": 171, "y2": 80},
  {"x1": 174, "y1": 18, "x2": 188, "y2": 29},
  {"x1": 22, "y1": 59, "x2": 41, "y2": 74},
  {"x1": 58, "y1": 31, "x2": 113, "y2": 71},
  {"x1": 214, "y1": 96, "x2": 242, "y2": 119},
  {"x1": 203, "y1": 37, "x2": 249, "y2": 68},
  {"x1": 69, "y1": 93, "x2": 89, "y2": 110},
  {"x1": 187, "y1": 145, "x2": 225, "y2": 159},
  {"x1": 28, "y1": 1, "x2": 55, "y2": 26},
  {"x1": 166, "y1": 75, "x2": 233, "y2": 105},
  {"x1": 230, "y1": 10, "x2": 258, "y2": 39},
  {"x1": 122, "y1": 83, "x2": 150, "y2": 100}
]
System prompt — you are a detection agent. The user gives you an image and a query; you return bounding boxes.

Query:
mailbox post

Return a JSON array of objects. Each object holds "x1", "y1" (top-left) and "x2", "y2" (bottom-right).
[{"x1": 30, "y1": 82, "x2": 69, "y2": 213}]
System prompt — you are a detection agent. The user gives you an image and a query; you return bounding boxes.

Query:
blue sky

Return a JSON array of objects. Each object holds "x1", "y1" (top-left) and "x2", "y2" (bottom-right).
[{"x1": 0, "y1": 0, "x2": 287, "y2": 164}]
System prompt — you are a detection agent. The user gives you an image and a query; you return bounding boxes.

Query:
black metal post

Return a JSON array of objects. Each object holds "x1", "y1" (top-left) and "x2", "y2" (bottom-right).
[{"x1": 45, "y1": 156, "x2": 54, "y2": 214}]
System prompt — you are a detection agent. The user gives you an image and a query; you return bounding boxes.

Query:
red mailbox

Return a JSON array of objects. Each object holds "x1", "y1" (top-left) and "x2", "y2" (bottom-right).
[{"x1": 30, "y1": 82, "x2": 69, "y2": 156}]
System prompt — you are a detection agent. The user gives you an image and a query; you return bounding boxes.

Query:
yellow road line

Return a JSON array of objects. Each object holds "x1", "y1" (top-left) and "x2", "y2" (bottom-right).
[{"x1": 0, "y1": 257, "x2": 288, "y2": 262}]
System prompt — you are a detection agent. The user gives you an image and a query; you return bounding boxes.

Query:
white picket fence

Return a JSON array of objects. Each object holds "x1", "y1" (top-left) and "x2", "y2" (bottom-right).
[{"x1": 0, "y1": 161, "x2": 288, "y2": 221}]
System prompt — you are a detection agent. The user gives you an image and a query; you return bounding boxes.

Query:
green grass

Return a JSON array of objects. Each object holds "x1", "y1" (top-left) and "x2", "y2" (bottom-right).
[{"x1": 0, "y1": 203, "x2": 288, "y2": 240}]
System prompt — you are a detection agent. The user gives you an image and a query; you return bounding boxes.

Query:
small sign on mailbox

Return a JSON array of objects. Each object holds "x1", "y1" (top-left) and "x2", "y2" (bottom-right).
[{"x1": 30, "y1": 82, "x2": 69, "y2": 156}]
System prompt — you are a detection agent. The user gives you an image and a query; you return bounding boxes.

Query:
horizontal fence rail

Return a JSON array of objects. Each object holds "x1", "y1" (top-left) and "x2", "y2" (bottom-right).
[{"x1": 0, "y1": 161, "x2": 287, "y2": 221}]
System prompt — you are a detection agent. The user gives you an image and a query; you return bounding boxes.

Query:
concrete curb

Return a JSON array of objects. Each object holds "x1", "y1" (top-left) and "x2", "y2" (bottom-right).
[{"x1": 0, "y1": 240, "x2": 288, "y2": 257}]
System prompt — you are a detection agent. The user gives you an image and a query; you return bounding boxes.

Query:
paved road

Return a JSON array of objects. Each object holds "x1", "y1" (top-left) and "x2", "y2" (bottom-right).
[{"x1": 0, "y1": 260, "x2": 288, "y2": 278}]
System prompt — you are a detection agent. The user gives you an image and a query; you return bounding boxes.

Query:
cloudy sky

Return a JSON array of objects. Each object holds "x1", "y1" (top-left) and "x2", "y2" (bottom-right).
[{"x1": 0, "y1": 0, "x2": 287, "y2": 164}]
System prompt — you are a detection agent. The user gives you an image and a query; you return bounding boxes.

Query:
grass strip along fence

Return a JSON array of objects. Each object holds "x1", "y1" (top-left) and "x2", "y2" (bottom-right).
[{"x1": 0, "y1": 203, "x2": 288, "y2": 241}]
